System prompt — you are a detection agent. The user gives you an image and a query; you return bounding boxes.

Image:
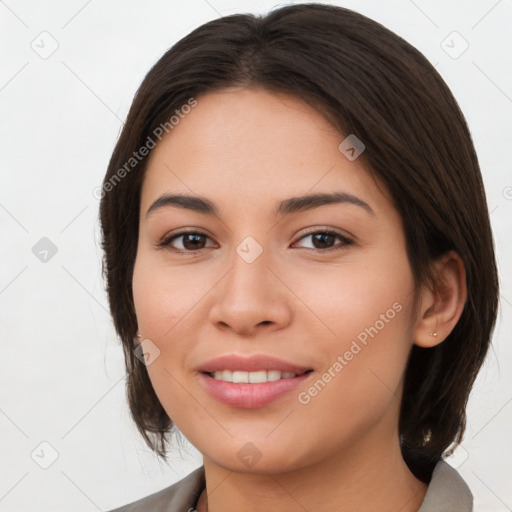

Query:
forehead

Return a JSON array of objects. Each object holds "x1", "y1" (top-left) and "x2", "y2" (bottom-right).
[{"x1": 140, "y1": 87, "x2": 393, "y2": 220}]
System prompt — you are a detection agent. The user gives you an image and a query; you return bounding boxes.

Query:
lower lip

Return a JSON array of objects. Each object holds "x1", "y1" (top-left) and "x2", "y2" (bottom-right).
[{"x1": 198, "y1": 372, "x2": 313, "y2": 408}]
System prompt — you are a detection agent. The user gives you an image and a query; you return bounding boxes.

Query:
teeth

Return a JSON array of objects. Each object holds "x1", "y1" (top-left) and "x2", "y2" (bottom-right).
[
  {"x1": 267, "y1": 370, "x2": 281, "y2": 381},
  {"x1": 233, "y1": 371, "x2": 249, "y2": 383},
  {"x1": 212, "y1": 370, "x2": 298, "y2": 383},
  {"x1": 249, "y1": 370, "x2": 267, "y2": 383}
]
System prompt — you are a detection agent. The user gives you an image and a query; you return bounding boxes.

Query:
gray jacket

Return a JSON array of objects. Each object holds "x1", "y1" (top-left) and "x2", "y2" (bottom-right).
[{"x1": 108, "y1": 460, "x2": 472, "y2": 511}]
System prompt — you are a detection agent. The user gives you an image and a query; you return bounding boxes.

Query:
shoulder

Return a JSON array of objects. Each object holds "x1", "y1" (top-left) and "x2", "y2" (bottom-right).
[
  {"x1": 418, "y1": 460, "x2": 473, "y2": 512},
  {"x1": 107, "y1": 465, "x2": 205, "y2": 512}
]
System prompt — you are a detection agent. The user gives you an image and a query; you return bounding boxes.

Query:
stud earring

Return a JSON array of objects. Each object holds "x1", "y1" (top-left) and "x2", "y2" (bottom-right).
[{"x1": 430, "y1": 314, "x2": 439, "y2": 337}]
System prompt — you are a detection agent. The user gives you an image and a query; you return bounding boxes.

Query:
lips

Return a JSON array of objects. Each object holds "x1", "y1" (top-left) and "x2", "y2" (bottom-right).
[
  {"x1": 196, "y1": 354, "x2": 314, "y2": 408},
  {"x1": 196, "y1": 354, "x2": 312, "y2": 374}
]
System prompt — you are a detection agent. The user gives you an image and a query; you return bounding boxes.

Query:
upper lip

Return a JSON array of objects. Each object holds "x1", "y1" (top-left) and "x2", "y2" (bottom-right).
[{"x1": 197, "y1": 354, "x2": 312, "y2": 374}]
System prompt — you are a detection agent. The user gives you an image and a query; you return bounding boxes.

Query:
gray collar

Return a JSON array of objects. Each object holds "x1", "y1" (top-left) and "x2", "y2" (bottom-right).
[{"x1": 417, "y1": 460, "x2": 473, "y2": 512}]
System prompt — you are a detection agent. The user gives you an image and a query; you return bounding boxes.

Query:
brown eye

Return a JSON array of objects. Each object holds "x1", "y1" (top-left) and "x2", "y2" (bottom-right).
[
  {"x1": 294, "y1": 230, "x2": 353, "y2": 251},
  {"x1": 159, "y1": 231, "x2": 214, "y2": 253},
  {"x1": 310, "y1": 232, "x2": 336, "y2": 249}
]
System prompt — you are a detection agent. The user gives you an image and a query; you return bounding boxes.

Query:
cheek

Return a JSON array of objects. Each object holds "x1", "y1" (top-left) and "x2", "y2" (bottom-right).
[
  {"x1": 291, "y1": 254, "x2": 416, "y2": 408},
  {"x1": 290, "y1": 251, "x2": 415, "y2": 342},
  {"x1": 132, "y1": 256, "x2": 204, "y2": 427},
  {"x1": 132, "y1": 253, "x2": 206, "y2": 341},
  {"x1": 131, "y1": 251, "x2": 220, "y2": 401}
]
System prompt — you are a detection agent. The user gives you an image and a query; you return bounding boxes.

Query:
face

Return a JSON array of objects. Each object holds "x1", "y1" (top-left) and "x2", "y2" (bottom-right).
[{"x1": 132, "y1": 87, "x2": 420, "y2": 473}]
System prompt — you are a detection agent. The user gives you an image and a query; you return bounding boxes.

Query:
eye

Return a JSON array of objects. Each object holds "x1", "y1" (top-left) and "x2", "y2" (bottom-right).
[
  {"x1": 158, "y1": 231, "x2": 215, "y2": 253},
  {"x1": 158, "y1": 228, "x2": 353, "y2": 254},
  {"x1": 293, "y1": 229, "x2": 353, "y2": 252}
]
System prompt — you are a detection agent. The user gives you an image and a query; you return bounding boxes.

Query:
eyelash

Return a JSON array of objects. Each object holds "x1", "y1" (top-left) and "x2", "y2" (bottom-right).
[{"x1": 157, "y1": 228, "x2": 354, "y2": 255}]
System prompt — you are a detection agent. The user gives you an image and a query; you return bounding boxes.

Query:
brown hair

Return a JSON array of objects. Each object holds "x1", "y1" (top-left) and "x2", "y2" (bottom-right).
[{"x1": 99, "y1": 3, "x2": 499, "y2": 481}]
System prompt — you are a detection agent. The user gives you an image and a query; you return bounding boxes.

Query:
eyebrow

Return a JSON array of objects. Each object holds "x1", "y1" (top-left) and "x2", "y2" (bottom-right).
[{"x1": 145, "y1": 191, "x2": 375, "y2": 218}]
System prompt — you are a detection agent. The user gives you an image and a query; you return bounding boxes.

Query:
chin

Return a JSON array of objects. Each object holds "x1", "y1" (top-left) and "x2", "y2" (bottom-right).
[
  {"x1": 200, "y1": 438, "x2": 312, "y2": 476},
  {"x1": 214, "y1": 455, "x2": 303, "y2": 475}
]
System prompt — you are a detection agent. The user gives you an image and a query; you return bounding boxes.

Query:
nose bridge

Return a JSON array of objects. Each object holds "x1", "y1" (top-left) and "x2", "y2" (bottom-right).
[
  {"x1": 209, "y1": 234, "x2": 291, "y2": 334},
  {"x1": 224, "y1": 236, "x2": 274, "y2": 305}
]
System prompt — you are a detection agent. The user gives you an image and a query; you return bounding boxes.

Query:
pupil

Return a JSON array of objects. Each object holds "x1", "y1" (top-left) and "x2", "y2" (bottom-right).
[
  {"x1": 313, "y1": 233, "x2": 334, "y2": 249},
  {"x1": 184, "y1": 234, "x2": 204, "y2": 250}
]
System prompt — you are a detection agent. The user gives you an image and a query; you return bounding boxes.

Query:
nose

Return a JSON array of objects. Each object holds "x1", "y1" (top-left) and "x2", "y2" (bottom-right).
[{"x1": 208, "y1": 244, "x2": 293, "y2": 337}]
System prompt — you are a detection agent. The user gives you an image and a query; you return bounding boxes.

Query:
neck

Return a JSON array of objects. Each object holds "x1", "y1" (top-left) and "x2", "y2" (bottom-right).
[{"x1": 196, "y1": 437, "x2": 428, "y2": 512}]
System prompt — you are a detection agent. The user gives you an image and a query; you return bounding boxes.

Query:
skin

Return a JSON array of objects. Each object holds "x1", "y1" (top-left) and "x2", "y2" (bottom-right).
[{"x1": 132, "y1": 87, "x2": 466, "y2": 512}]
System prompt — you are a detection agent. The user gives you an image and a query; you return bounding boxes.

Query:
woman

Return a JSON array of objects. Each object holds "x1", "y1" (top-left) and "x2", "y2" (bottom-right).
[{"x1": 100, "y1": 4, "x2": 498, "y2": 511}]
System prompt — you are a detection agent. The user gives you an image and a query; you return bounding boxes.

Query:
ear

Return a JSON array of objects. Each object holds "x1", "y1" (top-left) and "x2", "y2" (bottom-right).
[{"x1": 413, "y1": 251, "x2": 467, "y2": 348}]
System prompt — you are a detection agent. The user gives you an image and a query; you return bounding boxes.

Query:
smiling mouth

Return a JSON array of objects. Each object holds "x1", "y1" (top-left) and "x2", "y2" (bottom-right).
[{"x1": 206, "y1": 369, "x2": 313, "y2": 383}]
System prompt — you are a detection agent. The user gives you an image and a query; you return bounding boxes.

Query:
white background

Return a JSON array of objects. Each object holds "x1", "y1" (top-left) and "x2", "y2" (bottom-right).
[{"x1": 1, "y1": 1, "x2": 511, "y2": 511}]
